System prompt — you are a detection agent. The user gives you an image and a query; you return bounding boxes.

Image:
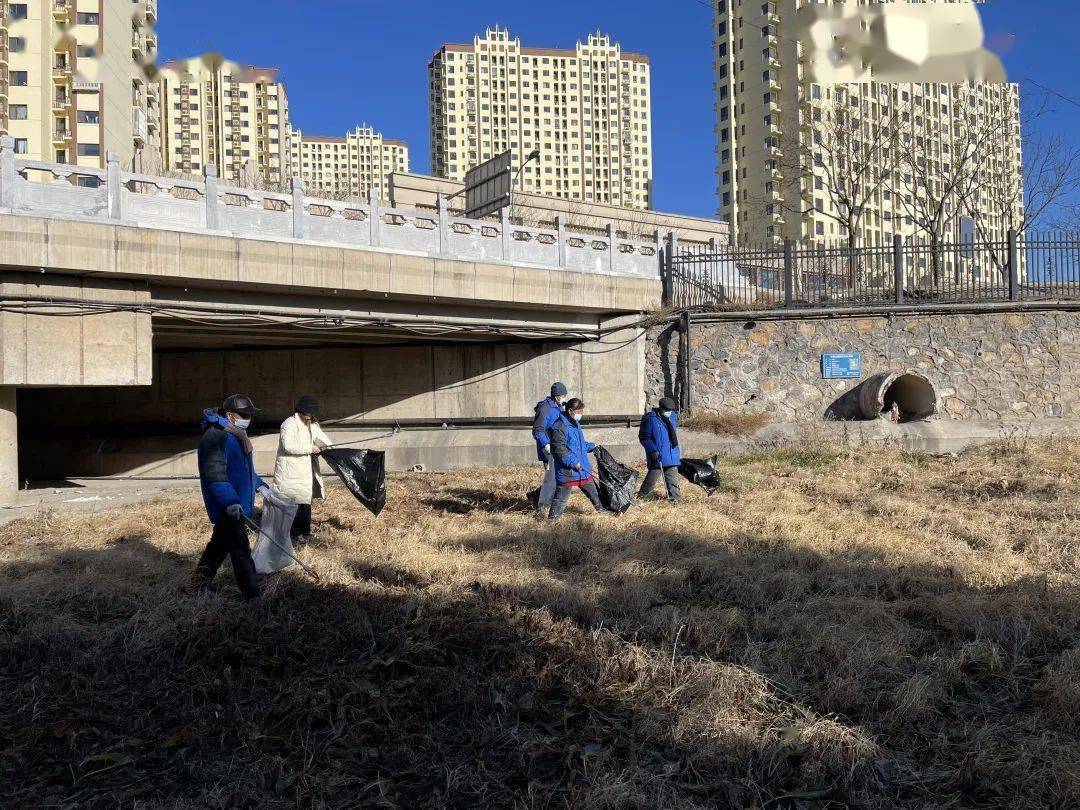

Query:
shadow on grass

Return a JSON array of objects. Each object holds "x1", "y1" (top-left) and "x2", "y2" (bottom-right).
[{"x1": 1, "y1": 521, "x2": 1078, "y2": 809}]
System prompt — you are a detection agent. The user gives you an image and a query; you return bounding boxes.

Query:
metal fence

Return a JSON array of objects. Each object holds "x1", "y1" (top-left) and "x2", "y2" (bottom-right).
[{"x1": 665, "y1": 230, "x2": 1080, "y2": 310}]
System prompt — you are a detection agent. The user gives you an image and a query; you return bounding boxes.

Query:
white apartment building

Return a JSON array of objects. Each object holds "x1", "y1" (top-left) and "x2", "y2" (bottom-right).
[
  {"x1": 290, "y1": 125, "x2": 408, "y2": 200},
  {"x1": 429, "y1": 26, "x2": 653, "y2": 210},
  {"x1": 158, "y1": 56, "x2": 291, "y2": 186},
  {"x1": 0, "y1": 0, "x2": 159, "y2": 173},
  {"x1": 714, "y1": 0, "x2": 1023, "y2": 247}
]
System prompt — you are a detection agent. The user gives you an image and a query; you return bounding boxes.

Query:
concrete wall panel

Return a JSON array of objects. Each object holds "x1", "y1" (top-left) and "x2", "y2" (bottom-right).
[
  {"x1": 0, "y1": 216, "x2": 48, "y2": 268},
  {"x1": 238, "y1": 240, "x2": 292, "y2": 286},
  {"x1": 474, "y1": 263, "x2": 515, "y2": 302},
  {"x1": 0, "y1": 274, "x2": 150, "y2": 386},
  {"x1": 178, "y1": 233, "x2": 240, "y2": 282},
  {"x1": 115, "y1": 227, "x2": 181, "y2": 278},
  {"x1": 434, "y1": 260, "x2": 476, "y2": 300},
  {"x1": 341, "y1": 250, "x2": 391, "y2": 294},
  {"x1": 433, "y1": 344, "x2": 511, "y2": 418},
  {"x1": 47, "y1": 220, "x2": 116, "y2": 275},
  {"x1": 292, "y1": 244, "x2": 345, "y2": 290},
  {"x1": 362, "y1": 346, "x2": 436, "y2": 419},
  {"x1": 389, "y1": 254, "x2": 436, "y2": 298}
]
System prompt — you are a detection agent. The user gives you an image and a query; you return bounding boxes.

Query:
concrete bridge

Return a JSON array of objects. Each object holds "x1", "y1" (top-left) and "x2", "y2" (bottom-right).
[{"x1": 0, "y1": 136, "x2": 662, "y2": 503}]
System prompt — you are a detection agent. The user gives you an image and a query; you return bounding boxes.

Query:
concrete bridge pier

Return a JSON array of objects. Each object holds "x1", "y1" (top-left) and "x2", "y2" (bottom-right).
[{"x1": 0, "y1": 388, "x2": 17, "y2": 505}]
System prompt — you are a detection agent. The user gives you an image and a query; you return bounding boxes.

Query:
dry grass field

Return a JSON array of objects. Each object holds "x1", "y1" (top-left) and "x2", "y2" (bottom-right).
[{"x1": 1, "y1": 437, "x2": 1078, "y2": 808}]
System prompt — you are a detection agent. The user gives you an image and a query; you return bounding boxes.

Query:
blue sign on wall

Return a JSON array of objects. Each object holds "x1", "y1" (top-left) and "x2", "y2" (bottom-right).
[{"x1": 822, "y1": 353, "x2": 863, "y2": 380}]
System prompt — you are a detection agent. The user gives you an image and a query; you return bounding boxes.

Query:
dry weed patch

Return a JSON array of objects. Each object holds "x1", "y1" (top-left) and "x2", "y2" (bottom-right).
[{"x1": 0, "y1": 438, "x2": 1077, "y2": 807}]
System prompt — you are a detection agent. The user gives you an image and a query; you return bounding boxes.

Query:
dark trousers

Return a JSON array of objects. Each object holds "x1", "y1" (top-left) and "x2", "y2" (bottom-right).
[
  {"x1": 291, "y1": 504, "x2": 312, "y2": 539},
  {"x1": 194, "y1": 514, "x2": 260, "y2": 601},
  {"x1": 549, "y1": 480, "x2": 606, "y2": 519},
  {"x1": 640, "y1": 466, "x2": 682, "y2": 501}
]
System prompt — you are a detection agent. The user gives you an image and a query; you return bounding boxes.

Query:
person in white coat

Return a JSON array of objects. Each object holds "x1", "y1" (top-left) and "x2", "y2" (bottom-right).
[{"x1": 273, "y1": 395, "x2": 331, "y2": 544}]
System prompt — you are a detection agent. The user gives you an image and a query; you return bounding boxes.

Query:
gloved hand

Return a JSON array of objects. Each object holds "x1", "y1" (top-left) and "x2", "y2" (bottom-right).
[
  {"x1": 649, "y1": 452, "x2": 661, "y2": 465},
  {"x1": 225, "y1": 503, "x2": 245, "y2": 519}
]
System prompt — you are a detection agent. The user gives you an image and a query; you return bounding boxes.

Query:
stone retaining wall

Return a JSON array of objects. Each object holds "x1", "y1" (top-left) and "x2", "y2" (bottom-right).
[{"x1": 646, "y1": 310, "x2": 1079, "y2": 422}]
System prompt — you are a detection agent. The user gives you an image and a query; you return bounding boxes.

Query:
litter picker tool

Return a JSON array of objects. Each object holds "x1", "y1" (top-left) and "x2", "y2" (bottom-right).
[{"x1": 243, "y1": 515, "x2": 321, "y2": 582}]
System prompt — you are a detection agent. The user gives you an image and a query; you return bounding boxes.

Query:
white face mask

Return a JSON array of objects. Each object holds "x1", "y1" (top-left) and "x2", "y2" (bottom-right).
[
  {"x1": 233, "y1": 417, "x2": 251, "y2": 430},
  {"x1": 572, "y1": 413, "x2": 583, "y2": 422},
  {"x1": 663, "y1": 411, "x2": 675, "y2": 419}
]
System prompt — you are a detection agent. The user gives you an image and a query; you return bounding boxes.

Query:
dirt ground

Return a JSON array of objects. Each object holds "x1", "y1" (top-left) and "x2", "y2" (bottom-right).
[{"x1": 1, "y1": 437, "x2": 1078, "y2": 808}]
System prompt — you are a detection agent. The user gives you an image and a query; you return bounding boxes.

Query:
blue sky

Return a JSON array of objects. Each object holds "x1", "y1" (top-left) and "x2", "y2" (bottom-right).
[{"x1": 157, "y1": 0, "x2": 1079, "y2": 220}]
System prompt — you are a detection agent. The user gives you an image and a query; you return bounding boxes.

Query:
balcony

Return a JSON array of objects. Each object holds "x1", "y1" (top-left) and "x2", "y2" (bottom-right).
[
  {"x1": 132, "y1": 107, "x2": 148, "y2": 144},
  {"x1": 53, "y1": 126, "x2": 71, "y2": 145},
  {"x1": 72, "y1": 80, "x2": 101, "y2": 93},
  {"x1": 144, "y1": 0, "x2": 157, "y2": 22},
  {"x1": 53, "y1": 94, "x2": 71, "y2": 111},
  {"x1": 52, "y1": 0, "x2": 70, "y2": 22},
  {"x1": 53, "y1": 59, "x2": 72, "y2": 79},
  {"x1": 131, "y1": 33, "x2": 144, "y2": 58},
  {"x1": 144, "y1": 32, "x2": 158, "y2": 53}
]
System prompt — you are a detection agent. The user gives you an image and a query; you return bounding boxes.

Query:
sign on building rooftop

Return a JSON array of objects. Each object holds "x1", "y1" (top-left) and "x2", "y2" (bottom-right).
[{"x1": 464, "y1": 151, "x2": 512, "y2": 220}]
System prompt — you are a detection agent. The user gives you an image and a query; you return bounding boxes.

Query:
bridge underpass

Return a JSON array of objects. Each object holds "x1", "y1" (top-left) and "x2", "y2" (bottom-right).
[{"x1": 0, "y1": 141, "x2": 661, "y2": 502}]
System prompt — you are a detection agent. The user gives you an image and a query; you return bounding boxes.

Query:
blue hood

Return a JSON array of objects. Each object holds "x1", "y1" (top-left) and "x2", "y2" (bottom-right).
[{"x1": 200, "y1": 408, "x2": 228, "y2": 431}]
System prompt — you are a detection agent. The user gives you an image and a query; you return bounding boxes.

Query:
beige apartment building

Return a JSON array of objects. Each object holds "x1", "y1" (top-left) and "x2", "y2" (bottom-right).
[
  {"x1": 291, "y1": 125, "x2": 408, "y2": 200},
  {"x1": 713, "y1": 0, "x2": 1023, "y2": 248},
  {"x1": 158, "y1": 56, "x2": 291, "y2": 186},
  {"x1": 0, "y1": 0, "x2": 159, "y2": 173},
  {"x1": 429, "y1": 26, "x2": 653, "y2": 210}
]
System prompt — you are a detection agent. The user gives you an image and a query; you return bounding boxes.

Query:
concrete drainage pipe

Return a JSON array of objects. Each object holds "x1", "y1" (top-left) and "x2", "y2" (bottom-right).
[{"x1": 858, "y1": 371, "x2": 939, "y2": 423}]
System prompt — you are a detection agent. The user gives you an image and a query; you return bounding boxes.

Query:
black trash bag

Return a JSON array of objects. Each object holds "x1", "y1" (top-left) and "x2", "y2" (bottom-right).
[
  {"x1": 679, "y1": 455, "x2": 723, "y2": 496},
  {"x1": 321, "y1": 449, "x2": 387, "y2": 517},
  {"x1": 592, "y1": 445, "x2": 638, "y2": 514}
]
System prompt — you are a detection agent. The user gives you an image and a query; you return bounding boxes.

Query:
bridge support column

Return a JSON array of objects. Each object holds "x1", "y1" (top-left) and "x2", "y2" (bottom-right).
[{"x1": 0, "y1": 388, "x2": 17, "y2": 506}]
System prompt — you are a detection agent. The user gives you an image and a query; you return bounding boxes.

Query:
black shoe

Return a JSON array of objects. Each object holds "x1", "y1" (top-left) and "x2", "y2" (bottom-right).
[{"x1": 292, "y1": 534, "x2": 310, "y2": 546}]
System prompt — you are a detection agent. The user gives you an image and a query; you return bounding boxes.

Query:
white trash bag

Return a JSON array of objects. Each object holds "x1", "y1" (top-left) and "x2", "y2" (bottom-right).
[{"x1": 252, "y1": 489, "x2": 299, "y2": 575}]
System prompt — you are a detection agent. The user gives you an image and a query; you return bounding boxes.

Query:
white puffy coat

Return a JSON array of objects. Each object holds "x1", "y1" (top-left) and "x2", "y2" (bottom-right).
[{"x1": 272, "y1": 414, "x2": 331, "y2": 505}]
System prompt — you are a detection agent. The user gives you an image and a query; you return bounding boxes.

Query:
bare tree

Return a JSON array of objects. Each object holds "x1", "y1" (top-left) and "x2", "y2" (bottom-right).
[
  {"x1": 966, "y1": 93, "x2": 1080, "y2": 242},
  {"x1": 893, "y1": 95, "x2": 995, "y2": 285},
  {"x1": 749, "y1": 90, "x2": 909, "y2": 281}
]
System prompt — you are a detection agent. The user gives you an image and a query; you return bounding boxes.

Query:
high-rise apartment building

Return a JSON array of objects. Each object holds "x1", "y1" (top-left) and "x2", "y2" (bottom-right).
[
  {"x1": 0, "y1": 0, "x2": 159, "y2": 172},
  {"x1": 713, "y1": 0, "x2": 1023, "y2": 247},
  {"x1": 291, "y1": 125, "x2": 408, "y2": 200},
  {"x1": 429, "y1": 27, "x2": 652, "y2": 210},
  {"x1": 158, "y1": 56, "x2": 291, "y2": 186}
]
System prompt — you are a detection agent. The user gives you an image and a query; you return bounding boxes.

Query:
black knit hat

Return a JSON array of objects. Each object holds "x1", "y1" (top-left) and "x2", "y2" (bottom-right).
[
  {"x1": 295, "y1": 395, "x2": 320, "y2": 416},
  {"x1": 659, "y1": 397, "x2": 678, "y2": 412}
]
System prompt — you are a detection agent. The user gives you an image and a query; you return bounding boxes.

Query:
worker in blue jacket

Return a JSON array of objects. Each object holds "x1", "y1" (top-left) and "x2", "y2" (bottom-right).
[
  {"x1": 529, "y1": 381, "x2": 568, "y2": 511},
  {"x1": 189, "y1": 394, "x2": 271, "y2": 601},
  {"x1": 638, "y1": 396, "x2": 682, "y2": 503},
  {"x1": 548, "y1": 398, "x2": 610, "y2": 519}
]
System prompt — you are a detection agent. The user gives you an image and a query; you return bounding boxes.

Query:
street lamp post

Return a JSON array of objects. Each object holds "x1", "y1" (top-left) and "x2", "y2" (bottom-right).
[{"x1": 510, "y1": 148, "x2": 541, "y2": 223}]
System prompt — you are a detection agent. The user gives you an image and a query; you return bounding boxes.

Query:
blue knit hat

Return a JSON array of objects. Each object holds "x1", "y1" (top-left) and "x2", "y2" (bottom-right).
[{"x1": 551, "y1": 382, "x2": 568, "y2": 397}]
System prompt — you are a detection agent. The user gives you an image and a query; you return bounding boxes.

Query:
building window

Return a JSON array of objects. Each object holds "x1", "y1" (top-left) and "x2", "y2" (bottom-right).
[
  {"x1": 77, "y1": 110, "x2": 100, "y2": 124},
  {"x1": 77, "y1": 176, "x2": 101, "y2": 188},
  {"x1": 8, "y1": 3, "x2": 28, "y2": 20},
  {"x1": 9, "y1": 36, "x2": 26, "y2": 53},
  {"x1": 14, "y1": 139, "x2": 29, "y2": 154},
  {"x1": 75, "y1": 11, "x2": 100, "y2": 24},
  {"x1": 9, "y1": 104, "x2": 28, "y2": 120},
  {"x1": 11, "y1": 71, "x2": 28, "y2": 87},
  {"x1": 77, "y1": 143, "x2": 101, "y2": 157},
  {"x1": 77, "y1": 44, "x2": 96, "y2": 58}
]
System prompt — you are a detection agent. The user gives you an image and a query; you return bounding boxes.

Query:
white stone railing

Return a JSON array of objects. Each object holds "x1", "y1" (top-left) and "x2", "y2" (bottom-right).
[{"x1": 0, "y1": 138, "x2": 660, "y2": 280}]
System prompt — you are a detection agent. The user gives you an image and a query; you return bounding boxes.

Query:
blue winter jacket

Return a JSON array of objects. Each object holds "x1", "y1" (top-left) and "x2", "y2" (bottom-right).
[
  {"x1": 550, "y1": 412, "x2": 597, "y2": 484},
  {"x1": 639, "y1": 409, "x2": 682, "y2": 470},
  {"x1": 532, "y1": 397, "x2": 562, "y2": 462},
  {"x1": 197, "y1": 409, "x2": 265, "y2": 524}
]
